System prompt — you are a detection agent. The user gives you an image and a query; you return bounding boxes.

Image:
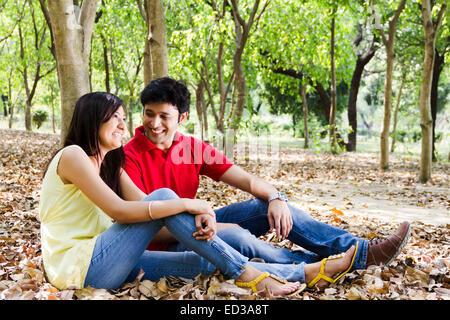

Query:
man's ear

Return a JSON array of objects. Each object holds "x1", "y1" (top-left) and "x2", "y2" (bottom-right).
[{"x1": 178, "y1": 112, "x2": 188, "y2": 125}]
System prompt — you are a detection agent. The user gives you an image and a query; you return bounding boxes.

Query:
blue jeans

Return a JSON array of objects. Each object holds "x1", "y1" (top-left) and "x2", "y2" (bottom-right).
[
  {"x1": 213, "y1": 199, "x2": 369, "y2": 270},
  {"x1": 84, "y1": 188, "x2": 305, "y2": 289},
  {"x1": 168, "y1": 227, "x2": 316, "y2": 264}
]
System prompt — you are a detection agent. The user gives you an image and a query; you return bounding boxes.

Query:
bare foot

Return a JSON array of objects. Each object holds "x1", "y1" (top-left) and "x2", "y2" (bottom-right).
[
  {"x1": 305, "y1": 245, "x2": 356, "y2": 290},
  {"x1": 236, "y1": 265, "x2": 301, "y2": 296}
]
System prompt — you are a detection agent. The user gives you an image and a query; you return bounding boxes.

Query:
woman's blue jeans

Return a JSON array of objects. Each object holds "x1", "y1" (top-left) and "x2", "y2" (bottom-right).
[
  {"x1": 213, "y1": 199, "x2": 369, "y2": 270},
  {"x1": 83, "y1": 188, "x2": 306, "y2": 289}
]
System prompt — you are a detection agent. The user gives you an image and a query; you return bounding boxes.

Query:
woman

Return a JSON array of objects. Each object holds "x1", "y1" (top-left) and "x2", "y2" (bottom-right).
[{"x1": 39, "y1": 92, "x2": 358, "y2": 295}]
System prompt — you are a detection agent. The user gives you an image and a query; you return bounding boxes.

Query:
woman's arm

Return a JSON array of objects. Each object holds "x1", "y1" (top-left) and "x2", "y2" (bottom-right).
[
  {"x1": 57, "y1": 146, "x2": 209, "y2": 224},
  {"x1": 119, "y1": 169, "x2": 177, "y2": 242},
  {"x1": 119, "y1": 170, "x2": 219, "y2": 241},
  {"x1": 119, "y1": 169, "x2": 147, "y2": 201}
]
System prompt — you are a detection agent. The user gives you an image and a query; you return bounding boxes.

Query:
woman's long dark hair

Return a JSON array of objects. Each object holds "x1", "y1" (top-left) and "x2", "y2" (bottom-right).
[{"x1": 45, "y1": 92, "x2": 125, "y2": 197}]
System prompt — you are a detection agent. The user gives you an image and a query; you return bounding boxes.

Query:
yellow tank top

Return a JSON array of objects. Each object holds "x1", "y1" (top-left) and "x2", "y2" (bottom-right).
[{"x1": 39, "y1": 145, "x2": 113, "y2": 289}]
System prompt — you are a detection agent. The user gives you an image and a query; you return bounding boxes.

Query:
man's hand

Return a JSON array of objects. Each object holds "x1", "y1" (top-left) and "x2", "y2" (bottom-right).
[
  {"x1": 268, "y1": 200, "x2": 293, "y2": 239},
  {"x1": 218, "y1": 165, "x2": 293, "y2": 239},
  {"x1": 192, "y1": 213, "x2": 217, "y2": 241}
]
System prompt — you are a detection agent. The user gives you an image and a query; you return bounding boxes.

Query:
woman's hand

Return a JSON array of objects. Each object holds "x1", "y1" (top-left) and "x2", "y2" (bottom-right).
[
  {"x1": 184, "y1": 199, "x2": 216, "y2": 217},
  {"x1": 192, "y1": 213, "x2": 217, "y2": 241}
]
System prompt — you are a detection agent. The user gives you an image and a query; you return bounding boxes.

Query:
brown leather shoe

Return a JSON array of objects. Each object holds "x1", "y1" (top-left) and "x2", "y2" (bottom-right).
[{"x1": 366, "y1": 221, "x2": 411, "y2": 267}]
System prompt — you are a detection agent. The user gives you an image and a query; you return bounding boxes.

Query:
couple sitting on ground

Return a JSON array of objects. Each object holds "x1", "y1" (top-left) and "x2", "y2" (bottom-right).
[{"x1": 39, "y1": 77, "x2": 410, "y2": 296}]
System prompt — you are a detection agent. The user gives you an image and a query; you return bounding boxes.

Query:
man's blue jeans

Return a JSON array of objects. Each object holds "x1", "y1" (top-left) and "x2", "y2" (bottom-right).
[
  {"x1": 84, "y1": 189, "x2": 306, "y2": 289},
  {"x1": 212, "y1": 199, "x2": 369, "y2": 270}
]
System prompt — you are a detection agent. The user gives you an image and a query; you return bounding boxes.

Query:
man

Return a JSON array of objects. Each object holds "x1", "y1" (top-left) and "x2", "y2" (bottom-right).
[{"x1": 124, "y1": 77, "x2": 410, "y2": 269}]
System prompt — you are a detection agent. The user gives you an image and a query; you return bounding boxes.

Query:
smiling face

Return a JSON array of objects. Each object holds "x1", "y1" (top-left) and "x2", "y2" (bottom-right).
[
  {"x1": 98, "y1": 106, "x2": 126, "y2": 154},
  {"x1": 142, "y1": 102, "x2": 187, "y2": 150}
]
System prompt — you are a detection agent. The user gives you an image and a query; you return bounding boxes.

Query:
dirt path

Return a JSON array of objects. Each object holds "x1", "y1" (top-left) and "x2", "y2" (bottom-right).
[
  {"x1": 295, "y1": 181, "x2": 450, "y2": 226},
  {"x1": 245, "y1": 147, "x2": 450, "y2": 228}
]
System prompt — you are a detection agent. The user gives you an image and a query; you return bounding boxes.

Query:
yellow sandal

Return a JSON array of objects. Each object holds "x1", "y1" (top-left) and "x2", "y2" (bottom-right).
[
  {"x1": 307, "y1": 242, "x2": 359, "y2": 289},
  {"x1": 235, "y1": 272, "x2": 306, "y2": 296}
]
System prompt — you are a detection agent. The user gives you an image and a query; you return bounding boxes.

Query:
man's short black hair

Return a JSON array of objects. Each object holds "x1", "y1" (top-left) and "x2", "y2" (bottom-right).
[{"x1": 140, "y1": 77, "x2": 190, "y2": 114}]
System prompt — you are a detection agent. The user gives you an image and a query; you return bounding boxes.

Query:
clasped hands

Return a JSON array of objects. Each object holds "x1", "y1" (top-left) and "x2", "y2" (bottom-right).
[
  {"x1": 186, "y1": 198, "x2": 293, "y2": 241},
  {"x1": 185, "y1": 199, "x2": 217, "y2": 241}
]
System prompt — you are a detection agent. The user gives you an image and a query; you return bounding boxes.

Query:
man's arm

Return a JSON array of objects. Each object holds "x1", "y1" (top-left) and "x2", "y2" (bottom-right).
[{"x1": 218, "y1": 165, "x2": 293, "y2": 239}]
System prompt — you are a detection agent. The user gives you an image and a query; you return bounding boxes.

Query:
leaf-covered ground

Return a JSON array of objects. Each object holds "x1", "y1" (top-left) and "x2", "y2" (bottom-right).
[{"x1": 0, "y1": 129, "x2": 449, "y2": 300}]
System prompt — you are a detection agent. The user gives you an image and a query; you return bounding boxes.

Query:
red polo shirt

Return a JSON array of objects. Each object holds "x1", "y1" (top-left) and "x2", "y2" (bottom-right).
[{"x1": 124, "y1": 126, "x2": 234, "y2": 250}]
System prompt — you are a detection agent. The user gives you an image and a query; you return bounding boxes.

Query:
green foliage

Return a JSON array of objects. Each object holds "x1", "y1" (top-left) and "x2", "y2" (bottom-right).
[
  {"x1": 0, "y1": 0, "x2": 448, "y2": 161},
  {"x1": 32, "y1": 109, "x2": 48, "y2": 129},
  {"x1": 392, "y1": 129, "x2": 443, "y2": 143},
  {"x1": 184, "y1": 120, "x2": 196, "y2": 134}
]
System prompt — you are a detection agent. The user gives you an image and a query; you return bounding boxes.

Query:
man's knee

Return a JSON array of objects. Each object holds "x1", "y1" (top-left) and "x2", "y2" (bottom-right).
[
  {"x1": 218, "y1": 226, "x2": 253, "y2": 243},
  {"x1": 147, "y1": 188, "x2": 179, "y2": 201}
]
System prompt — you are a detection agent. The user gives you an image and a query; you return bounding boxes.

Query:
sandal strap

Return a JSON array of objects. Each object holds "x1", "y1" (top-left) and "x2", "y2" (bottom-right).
[
  {"x1": 307, "y1": 242, "x2": 360, "y2": 288},
  {"x1": 235, "y1": 272, "x2": 270, "y2": 293},
  {"x1": 307, "y1": 258, "x2": 335, "y2": 288},
  {"x1": 235, "y1": 272, "x2": 290, "y2": 293},
  {"x1": 268, "y1": 273, "x2": 288, "y2": 284},
  {"x1": 332, "y1": 242, "x2": 359, "y2": 283}
]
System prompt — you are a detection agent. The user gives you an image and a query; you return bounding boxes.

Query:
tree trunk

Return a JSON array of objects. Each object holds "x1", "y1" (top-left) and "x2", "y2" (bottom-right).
[
  {"x1": 50, "y1": 84, "x2": 56, "y2": 133},
  {"x1": 109, "y1": 38, "x2": 120, "y2": 95},
  {"x1": 329, "y1": 13, "x2": 338, "y2": 154},
  {"x1": 2, "y1": 99, "x2": 6, "y2": 117},
  {"x1": 8, "y1": 102, "x2": 14, "y2": 129},
  {"x1": 143, "y1": 0, "x2": 168, "y2": 84},
  {"x1": 46, "y1": 0, "x2": 98, "y2": 144},
  {"x1": 100, "y1": 33, "x2": 111, "y2": 92},
  {"x1": 380, "y1": 41, "x2": 395, "y2": 169},
  {"x1": 25, "y1": 101, "x2": 32, "y2": 131},
  {"x1": 371, "y1": 0, "x2": 406, "y2": 170},
  {"x1": 346, "y1": 45, "x2": 376, "y2": 152},
  {"x1": 301, "y1": 84, "x2": 309, "y2": 149},
  {"x1": 18, "y1": 22, "x2": 32, "y2": 131},
  {"x1": 390, "y1": 71, "x2": 405, "y2": 153},
  {"x1": 7, "y1": 75, "x2": 14, "y2": 129},
  {"x1": 430, "y1": 49, "x2": 444, "y2": 161},
  {"x1": 419, "y1": 1, "x2": 446, "y2": 183},
  {"x1": 195, "y1": 81, "x2": 205, "y2": 141},
  {"x1": 229, "y1": 0, "x2": 263, "y2": 130},
  {"x1": 126, "y1": 100, "x2": 134, "y2": 138},
  {"x1": 291, "y1": 113, "x2": 297, "y2": 137},
  {"x1": 231, "y1": 51, "x2": 246, "y2": 130}
]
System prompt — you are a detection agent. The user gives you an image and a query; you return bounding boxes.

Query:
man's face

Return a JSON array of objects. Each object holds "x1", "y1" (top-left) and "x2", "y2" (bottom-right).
[{"x1": 142, "y1": 102, "x2": 187, "y2": 150}]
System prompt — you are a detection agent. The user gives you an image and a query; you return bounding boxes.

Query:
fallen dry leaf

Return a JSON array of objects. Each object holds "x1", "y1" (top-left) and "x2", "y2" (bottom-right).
[{"x1": 0, "y1": 129, "x2": 449, "y2": 300}]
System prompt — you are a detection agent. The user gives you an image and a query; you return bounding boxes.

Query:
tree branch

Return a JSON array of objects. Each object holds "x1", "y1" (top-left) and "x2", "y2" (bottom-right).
[
  {"x1": 229, "y1": 0, "x2": 246, "y2": 27},
  {"x1": 391, "y1": 0, "x2": 407, "y2": 25},
  {"x1": 37, "y1": 0, "x2": 57, "y2": 59},
  {"x1": 79, "y1": 0, "x2": 98, "y2": 59},
  {"x1": 434, "y1": 3, "x2": 447, "y2": 33},
  {"x1": 38, "y1": 0, "x2": 51, "y2": 29},
  {"x1": 253, "y1": 0, "x2": 270, "y2": 32},
  {"x1": 246, "y1": 0, "x2": 262, "y2": 33},
  {"x1": 0, "y1": 0, "x2": 26, "y2": 43},
  {"x1": 370, "y1": 0, "x2": 388, "y2": 45},
  {"x1": 136, "y1": 0, "x2": 147, "y2": 21}
]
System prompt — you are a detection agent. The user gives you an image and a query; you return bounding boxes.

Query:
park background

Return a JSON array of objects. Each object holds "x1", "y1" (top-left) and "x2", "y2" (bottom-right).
[{"x1": 0, "y1": 0, "x2": 449, "y2": 300}]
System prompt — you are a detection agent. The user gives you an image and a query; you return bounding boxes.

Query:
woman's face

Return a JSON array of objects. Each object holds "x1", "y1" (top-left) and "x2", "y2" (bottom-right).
[{"x1": 98, "y1": 106, "x2": 126, "y2": 153}]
